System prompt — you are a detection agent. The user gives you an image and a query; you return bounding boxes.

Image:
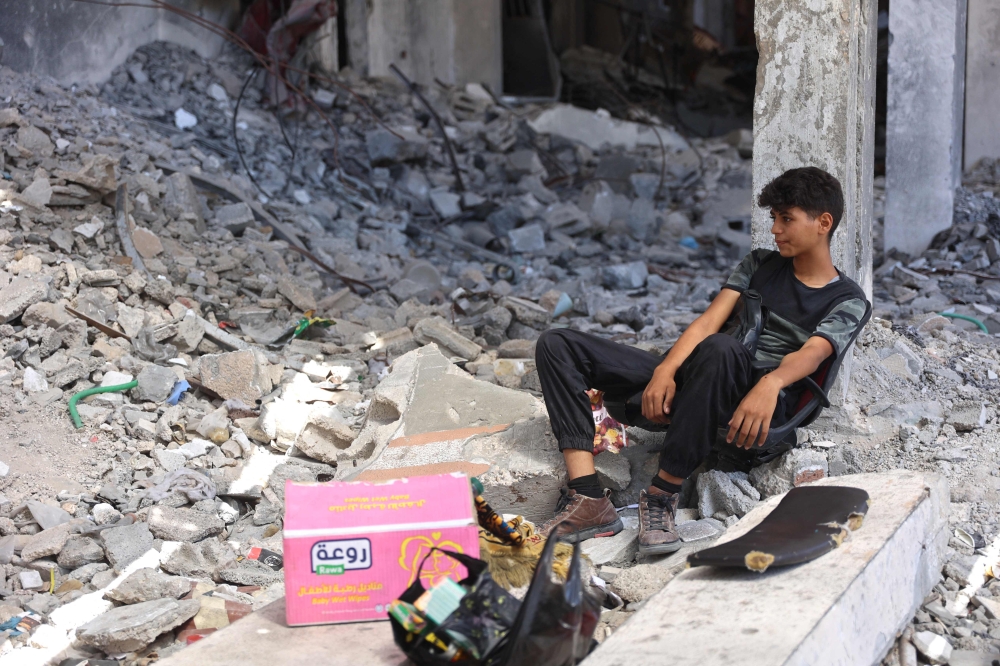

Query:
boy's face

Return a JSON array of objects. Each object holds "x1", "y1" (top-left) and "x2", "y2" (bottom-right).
[{"x1": 769, "y1": 206, "x2": 833, "y2": 257}]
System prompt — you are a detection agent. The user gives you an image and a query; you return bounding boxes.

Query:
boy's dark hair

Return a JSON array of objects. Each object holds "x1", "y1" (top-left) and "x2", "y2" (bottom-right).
[{"x1": 757, "y1": 167, "x2": 845, "y2": 239}]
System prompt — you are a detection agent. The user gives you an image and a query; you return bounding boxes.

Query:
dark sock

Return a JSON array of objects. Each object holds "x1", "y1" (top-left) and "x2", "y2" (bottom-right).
[
  {"x1": 650, "y1": 475, "x2": 682, "y2": 495},
  {"x1": 568, "y1": 474, "x2": 604, "y2": 499}
]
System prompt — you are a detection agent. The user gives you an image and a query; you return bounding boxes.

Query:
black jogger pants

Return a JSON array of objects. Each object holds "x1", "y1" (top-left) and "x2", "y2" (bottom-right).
[{"x1": 534, "y1": 329, "x2": 790, "y2": 479}]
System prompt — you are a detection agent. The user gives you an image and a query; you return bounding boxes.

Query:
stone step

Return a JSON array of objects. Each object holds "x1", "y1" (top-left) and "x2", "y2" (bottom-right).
[
  {"x1": 156, "y1": 598, "x2": 398, "y2": 666},
  {"x1": 582, "y1": 470, "x2": 950, "y2": 666}
]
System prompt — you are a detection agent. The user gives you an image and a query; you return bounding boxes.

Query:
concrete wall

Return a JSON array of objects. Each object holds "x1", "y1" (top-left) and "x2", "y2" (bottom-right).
[
  {"x1": 884, "y1": 0, "x2": 967, "y2": 257},
  {"x1": 0, "y1": 0, "x2": 240, "y2": 85},
  {"x1": 348, "y1": 0, "x2": 503, "y2": 92},
  {"x1": 964, "y1": 0, "x2": 1000, "y2": 170}
]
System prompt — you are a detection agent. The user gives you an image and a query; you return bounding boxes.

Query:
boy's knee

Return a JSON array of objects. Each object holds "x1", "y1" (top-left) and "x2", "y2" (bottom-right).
[
  {"x1": 698, "y1": 333, "x2": 745, "y2": 355},
  {"x1": 536, "y1": 329, "x2": 569, "y2": 360}
]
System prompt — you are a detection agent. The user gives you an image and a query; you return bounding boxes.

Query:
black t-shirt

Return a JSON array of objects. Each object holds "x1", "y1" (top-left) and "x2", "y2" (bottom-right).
[{"x1": 723, "y1": 249, "x2": 870, "y2": 363}]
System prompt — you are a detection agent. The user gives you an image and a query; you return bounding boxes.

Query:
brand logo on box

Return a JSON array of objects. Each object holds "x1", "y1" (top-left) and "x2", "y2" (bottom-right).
[{"x1": 311, "y1": 538, "x2": 372, "y2": 575}]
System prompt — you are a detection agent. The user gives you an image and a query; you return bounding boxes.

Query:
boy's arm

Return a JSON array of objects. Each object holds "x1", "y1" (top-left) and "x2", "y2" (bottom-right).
[
  {"x1": 726, "y1": 336, "x2": 834, "y2": 449},
  {"x1": 642, "y1": 288, "x2": 741, "y2": 423}
]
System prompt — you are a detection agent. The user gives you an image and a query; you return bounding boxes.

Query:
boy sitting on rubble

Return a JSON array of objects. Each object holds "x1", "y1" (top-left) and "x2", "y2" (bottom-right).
[{"x1": 534, "y1": 166, "x2": 871, "y2": 555}]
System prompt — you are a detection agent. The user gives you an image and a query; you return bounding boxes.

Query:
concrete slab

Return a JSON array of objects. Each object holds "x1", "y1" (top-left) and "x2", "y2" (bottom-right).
[
  {"x1": 156, "y1": 598, "x2": 404, "y2": 666},
  {"x1": 340, "y1": 345, "x2": 565, "y2": 524},
  {"x1": 583, "y1": 471, "x2": 949, "y2": 666}
]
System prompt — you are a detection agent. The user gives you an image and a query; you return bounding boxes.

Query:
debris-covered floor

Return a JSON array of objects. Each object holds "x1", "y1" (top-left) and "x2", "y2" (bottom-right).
[{"x1": 0, "y1": 40, "x2": 999, "y2": 665}]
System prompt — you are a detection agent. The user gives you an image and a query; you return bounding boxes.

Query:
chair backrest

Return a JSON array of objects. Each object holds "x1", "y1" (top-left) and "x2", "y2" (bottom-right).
[{"x1": 788, "y1": 299, "x2": 874, "y2": 430}]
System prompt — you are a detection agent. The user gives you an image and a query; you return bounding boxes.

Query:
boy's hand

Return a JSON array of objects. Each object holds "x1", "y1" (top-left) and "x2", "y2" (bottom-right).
[
  {"x1": 642, "y1": 366, "x2": 676, "y2": 424},
  {"x1": 727, "y1": 375, "x2": 781, "y2": 449}
]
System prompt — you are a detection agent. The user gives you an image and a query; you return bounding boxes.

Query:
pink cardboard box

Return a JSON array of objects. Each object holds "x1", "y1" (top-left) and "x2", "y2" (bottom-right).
[{"x1": 283, "y1": 472, "x2": 480, "y2": 626}]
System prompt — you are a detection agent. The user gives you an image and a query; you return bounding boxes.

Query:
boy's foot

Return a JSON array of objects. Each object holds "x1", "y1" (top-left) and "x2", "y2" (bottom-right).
[
  {"x1": 539, "y1": 488, "x2": 623, "y2": 543},
  {"x1": 638, "y1": 489, "x2": 681, "y2": 556}
]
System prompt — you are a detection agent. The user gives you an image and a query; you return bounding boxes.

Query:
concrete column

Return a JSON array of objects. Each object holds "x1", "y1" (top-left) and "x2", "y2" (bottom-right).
[
  {"x1": 884, "y1": 0, "x2": 967, "y2": 258},
  {"x1": 361, "y1": 0, "x2": 502, "y2": 92},
  {"x1": 751, "y1": 0, "x2": 878, "y2": 301},
  {"x1": 964, "y1": 0, "x2": 1000, "y2": 170}
]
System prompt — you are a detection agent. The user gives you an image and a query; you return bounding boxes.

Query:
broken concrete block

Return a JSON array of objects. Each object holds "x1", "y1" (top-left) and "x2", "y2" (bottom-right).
[
  {"x1": 366, "y1": 128, "x2": 428, "y2": 165},
  {"x1": 101, "y1": 521, "x2": 154, "y2": 572},
  {"x1": 343, "y1": 345, "x2": 565, "y2": 524},
  {"x1": 22, "y1": 367, "x2": 49, "y2": 393},
  {"x1": 163, "y1": 172, "x2": 205, "y2": 230},
  {"x1": 295, "y1": 405, "x2": 357, "y2": 465},
  {"x1": 148, "y1": 506, "x2": 224, "y2": 542},
  {"x1": 57, "y1": 535, "x2": 105, "y2": 569},
  {"x1": 200, "y1": 350, "x2": 273, "y2": 405},
  {"x1": 947, "y1": 401, "x2": 986, "y2": 432},
  {"x1": 277, "y1": 276, "x2": 316, "y2": 312},
  {"x1": 105, "y1": 568, "x2": 192, "y2": 605},
  {"x1": 912, "y1": 630, "x2": 952, "y2": 665},
  {"x1": 0, "y1": 277, "x2": 49, "y2": 323},
  {"x1": 676, "y1": 519, "x2": 721, "y2": 543},
  {"x1": 19, "y1": 570, "x2": 45, "y2": 591},
  {"x1": 501, "y1": 296, "x2": 552, "y2": 329},
  {"x1": 136, "y1": 364, "x2": 178, "y2": 403},
  {"x1": 582, "y1": 528, "x2": 639, "y2": 566},
  {"x1": 160, "y1": 540, "x2": 236, "y2": 579},
  {"x1": 21, "y1": 520, "x2": 85, "y2": 562},
  {"x1": 696, "y1": 469, "x2": 758, "y2": 519},
  {"x1": 609, "y1": 563, "x2": 674, "y2": 603},
  {"x1": 507, "y1": 224, "x2": 547, "y2": 253},
  {"x1": 76, "y1": 598, "x2": 201, "y2": 654},
  {"x1": 595, "y1": 451, "x2": 631, "y2": 492},
  {"x1": 602, "y1": 262, "x2": 648, "y2": 290},
  {"x1": 132, "y1": 227, "x2": 164, "y2": 258},
  {"x1": 17, "y1": 125, "x2": 55, "y2": 157},
  {"x1": 748, "y1": 448, "x2": 829, "y2": 498},
  {"x1": 413, "y1": 318, "x2": 482, "y2": 361}
]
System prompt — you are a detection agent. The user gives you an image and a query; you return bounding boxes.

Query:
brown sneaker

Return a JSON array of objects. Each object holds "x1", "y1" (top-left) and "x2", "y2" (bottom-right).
[
  {"x1": 638, "y1": 490, "x2": 681, "y2": 556},
  {"x1": 539, "y1": 488, "x2": 624, "y2": 543}
]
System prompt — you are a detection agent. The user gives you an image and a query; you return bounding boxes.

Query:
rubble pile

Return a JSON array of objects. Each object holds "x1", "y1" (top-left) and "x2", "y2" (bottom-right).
[
  {"x1": 873, "y1": 167, "x2": 1000, "y2": 333},
  {"x1": 0, "y1": 36, "x2": 996, "y2": 663},
  {"x1": 0, "y1": 39, "x2": 762, "y2": 662}
]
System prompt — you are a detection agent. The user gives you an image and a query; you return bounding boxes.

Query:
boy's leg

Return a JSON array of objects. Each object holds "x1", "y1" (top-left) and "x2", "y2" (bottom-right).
[
  {"x1": 637, "y1": 333, "x2": 757, "y2": 555},
  {"x1": 535, "y1": 329, "x2": 663, "y2": 542}
]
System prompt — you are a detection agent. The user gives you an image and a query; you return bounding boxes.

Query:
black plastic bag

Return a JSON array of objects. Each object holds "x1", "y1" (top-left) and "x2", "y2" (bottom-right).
[
  {"x1": 389, "y1": 548, "x2": 521, "y2": 665},
  {"x1": 487, "y1": 527, "x2": 601, "y2": 666}
]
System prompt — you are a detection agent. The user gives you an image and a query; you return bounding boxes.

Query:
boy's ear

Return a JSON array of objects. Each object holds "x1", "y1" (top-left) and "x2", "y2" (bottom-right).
[{"x1": 817, "y1": 212, "x2": 834, "y2": 236}]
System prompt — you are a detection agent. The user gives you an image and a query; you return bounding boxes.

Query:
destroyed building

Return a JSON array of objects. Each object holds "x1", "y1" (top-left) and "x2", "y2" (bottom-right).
[{"x1": 0, "y1": 0, "x2": 996, "y2": 664}]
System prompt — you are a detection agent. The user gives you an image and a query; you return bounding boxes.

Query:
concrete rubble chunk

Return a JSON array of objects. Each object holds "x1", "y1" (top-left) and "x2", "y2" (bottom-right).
[
  {"x1": 136, "y1": 364, "x2": 178, "y2": 403},
  {"x1": 164, "y1": 172, "x2": 205, "y2": 230},
  {"x1": 749, "y1": 448, "x2": 829, "y2": 498},
  {"x1": 200, "y1": 350, "x2": 273, "y2": 405},
  {"x1": 277, "y1": 276, "x2": 317, "y2": 312},
  {"x1": 602, "y1": 262, "x2": 649, "y2": 290},
  {"x1": 57, "y1": 535, "x2": 106, "y2": 569},
  {"x1": 948, "y1": 401, "x2": 987, "y2": 432},
  {"x1": 412, "y1": 317, "x2": 482, "y2": 361},
  {"x1": 101, "y1": 521, "x2": 154, "y2": 572},
  {"x1": 0, "y1": 277, "x2": 50, "y2": 324},
  {"x1": 20, "y1": 519, "x2": 86, "y2": 562},
  {"x1": 366, "y1": 128, "x2": 428, "y2": 165},
  {"x1": 697, "y1": 469, "x2": 758, "y2": 519},
  {"x1": 161, "y1": 540, "x2": 236, "y2": 579},
  {"x1": 105, "y1": 568, "x2": 192, "y2": 605},
  {"x1": 528, "y1": 104, "x2": 689, "y2": 152},
  {"x1": 76, "y1": 598, "x2": 201, "y2": 654},
  {"x1": 148, "y1": 506, "x2": 225, "y2": 542},
  {"x1": 912, "y1": 630, "x2": 953, "y2": 665},
  {"x1": 581, "y1": 528, "x2": 639, "y2": 567},
  {"x1": 342, "y1": 345, "x2": 564, "y2": 524},
  {"x1": 508, "y1": 224, "x2": 547, "y2": 253},
  {"x1": 610, "y1": 563, "x2": 675, "y2": 603},
  {"x1": 595, "y1": 451, "x2": 631, "y2": 492},
  {"x1": 20, "y1": 570, "x2": 45, "y2": 591}
]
